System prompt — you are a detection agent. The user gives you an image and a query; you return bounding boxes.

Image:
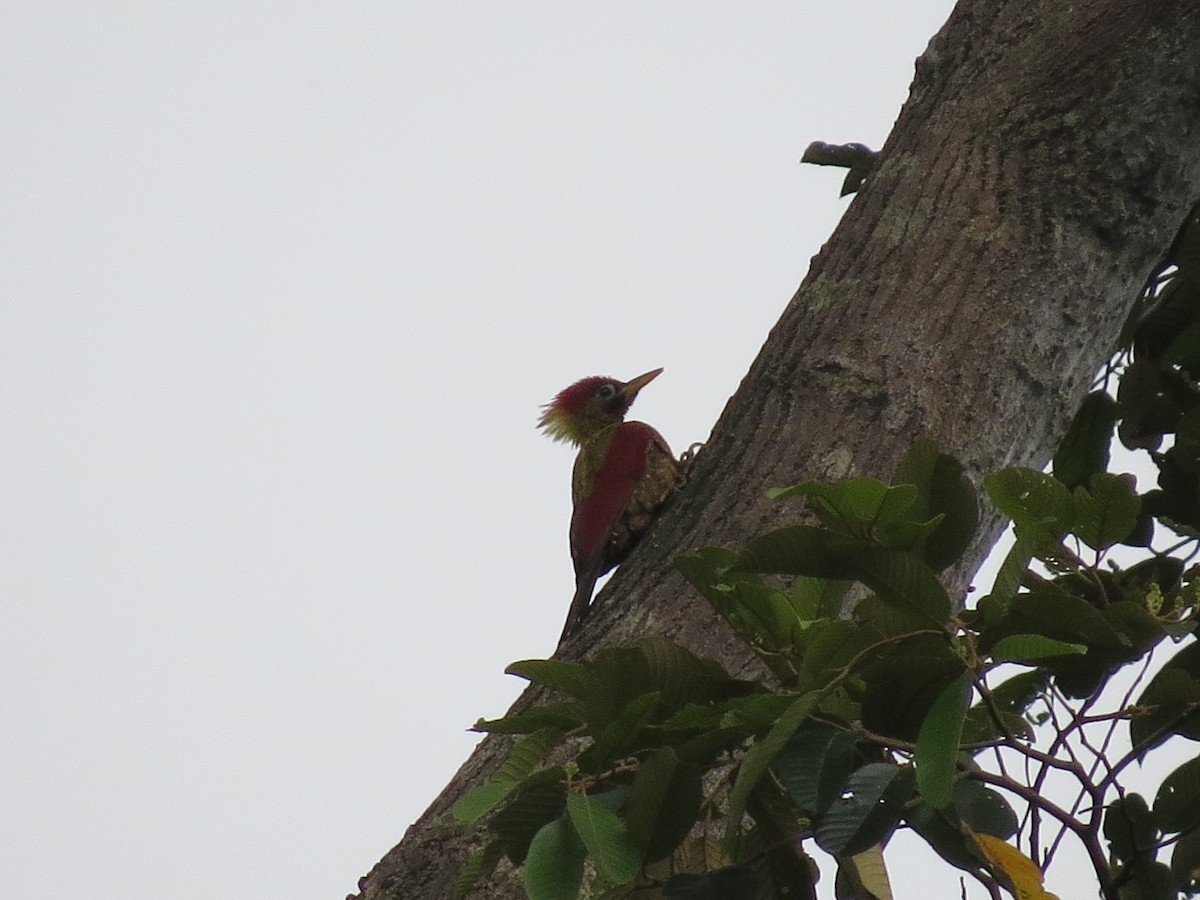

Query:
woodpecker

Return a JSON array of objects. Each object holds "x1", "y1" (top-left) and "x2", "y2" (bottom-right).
[{"x1": 539, "y1": 368, "x2": 685, "y2": 642}]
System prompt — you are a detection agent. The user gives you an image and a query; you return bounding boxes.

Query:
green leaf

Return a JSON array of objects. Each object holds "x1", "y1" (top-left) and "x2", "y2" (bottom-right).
[
  {"x1": 893, "y1": 440, "x2": 980, "y2": 571},
  {"x1": 672, "y1": 726, "x2": 759, "y2": 769},
  {"x1": 674, "y1": 546, "x2": 740, "y2": 601},
  {"x1": 1174, "y1": 405, "x2": 1200, "y2": 460},
  {"x1": 674, "y1": 547, "x2": 738, "y2": 597},
  {"x1": 663, "y1": 866, "x2": 756, "y2": 899},
  {"x1": 1104, "y1": 793, "x2": 1156, "y2": 864},
  {"x1": 577, "y1": 639, "x2": 751, "y2": 731},
  {"x1": 454, "y1": 728, "x2": 564, "y2": 824},
  {"x1": 1101, "y1": 600, "x2": 1166, "y2": 655},
  {"x1": 766, "y1": 475, "x2": 952, "y2": 556},
  {"x1": 982, "y1": 589, "x2": 1124, "y2": 653},
  {"x1": 915, "y1": 673, "x2": 972, "y2": 808},
  {"x1": 497, "y1": 727, "x2": 567, "y2": 783},
  {"x1": 622, "y1": 748, "x2": 703, "y2": 862},
  {"x1": 797, "y1": 618, "x2": 871, "y2": 687},
  {"x1": 814, "y1": 762, "x2": 915, "y2": 856},
  {"x1": 453, "y1": 780, "x2": 517, "y2": 824},
  {"x1": 990, "y1": 634, "x2": 1088, "y2": 664},
  {"x1": 772, "y1": 724, "x2": 861, "y2": 816},
  {"x1": 979, "y1": 528, "x2": 1043, "y2": 620},
  {"x1": 905, "y1": 802, "x2": 979, "y2": 871},
  {"x1": 952, "y1": 780, "x2": 1018, "y2": 839},
  {"x1": 906, "y1": 783, "x2": 1017, "y2": 874},
  {"x1": 636, "y1": 637, "x2": 752, "y2": 711},
  {"x1": 1153, "y1": 755, "x2": 1200, "y2": 834},
  {"x1": 923, "y1": 460, "x2": 979, "y2": 572},
  {"x1": 1115, "y1": 555, "x2": 1185, "y2": 607},
  {"x1": 662, "y1": 693, "x2": 792, "y2": 733},
  {"x1": 737, "y1": 527, "x2": 951, "y2": 625},
  {"x1": 1164, "y1": 318, "x2": 1200, "y2": 373},
  {"x1": 848, "y1": 478, "x2": 920, "y2": 526},
  {"x1": 981, "y1": 592, "x2": 1163, "y2": 700},
  {"x1": 984, "y1": 467, "x2": 1075, "y2": 535},
  {"x1": 524, "y1": 816, "x2": 586, "y2": 900},
  {"x1": 473, "y1": 702, "x2": 586, "y2": 735},
  {"x1": 1131, "y1": 669, "x2": 1200, "y2": 756},
  {"x1": 854, "y1": 592, "x2": 937, "y2": 640},
  {"x1": 678, "y1": 550, "x2": 825, "y2": 676},
  {"x1": 771, "y1": 477, "x2": 916, "y2": 524},
  {"x1": 763, "y1": 843, "x2": 820, "y2": 899},
  {"x1": 1072, "y1": 473, "x2": 1140, "y2": 551},
  {"x1": 1053, "y1": 391, "x2": 1119, "y2": 489},
  {"x1": 489, "y1": 770, "x2": 568, "y2": 865},
  {"x1": 854, "y1": 546, "x2": 953, "y2": 626},
  {"x1": 791, "y1": 575, "x2": 852, "y2": 620},
  {"x1": 454, "y1": 840, "x2": 505, "y2": 897},
  {"x1": 582, "y1": 691, "x2": 660, "y2": 769},
  {"x1": 737, "y1": 525, "x2": 865, "y2": 577},
  {"x1": 1057, "y1": 599, "x2": 1166, "y2": 699},
  {"x1": 707, "y1": 575, "x2": 811, "y2": 653},
  {"x1": 506, "y1": 658, "x2": 594, "y2": 699},
  {"x1": 718, "y1": 693, "x2": 801, "y2": 729},
  {"x1": 1113, "y1": 360, "x2": 1180, "y2": 453},
  {"x1": 1131, "y1": 641, "x2": 1200, "y2": 755},
  {"x1": 725, "y1": 692, "x2": 819, "y2": 854},
  {"x1": 1117, "y1": 358, "x2": 1178, "y2": 451},
  {"x1": 861, "y1": 633, "x2": 964, "y2": 742},
  {"x1": 1118, "y1": 859, "x2": 1178, "y2": 900},
  {"x1": 566, "y1": 791, "x2": 642, "y2": 884},
  {"x1": 1170, "y1": 827, "x2": 1200, "y2": 893}
]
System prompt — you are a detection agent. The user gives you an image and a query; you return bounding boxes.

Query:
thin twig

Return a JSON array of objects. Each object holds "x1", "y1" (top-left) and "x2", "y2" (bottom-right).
[
  {"x1": 1035, "y1": 677, "x2": 1123, "y2": 870},
  {"x1": 966, "y1": 767, "x2": 1116, "y2": 900},
  {"x1": 1097, "y1": 699, "x2": 1200, "y2": 795},
  {"x1": 966, "y1": 868, "x2": 1003, "y2": 900},
  {"x1": 975, "y1": 681, "x2": 1091, "y2": 780}
]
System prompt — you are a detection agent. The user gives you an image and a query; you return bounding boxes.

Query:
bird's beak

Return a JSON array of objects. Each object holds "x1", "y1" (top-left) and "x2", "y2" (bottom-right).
[{"x1": 620, "y1": 367, "x2": 664, "y2": 399}]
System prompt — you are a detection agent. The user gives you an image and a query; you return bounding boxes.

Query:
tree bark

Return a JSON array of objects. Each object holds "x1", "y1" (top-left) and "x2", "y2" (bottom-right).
[{"x1": 353, "y1": 1, "x2": 1200, "y2": 897}]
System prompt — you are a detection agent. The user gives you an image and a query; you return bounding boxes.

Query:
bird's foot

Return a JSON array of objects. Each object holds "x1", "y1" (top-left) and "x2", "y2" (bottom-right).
[{"x1": 676, "y1": 442, "x2": 704, "y2": 486}]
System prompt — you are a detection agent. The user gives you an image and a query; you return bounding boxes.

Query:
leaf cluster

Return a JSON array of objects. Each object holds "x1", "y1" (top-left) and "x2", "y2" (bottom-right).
[
  {"x1": 454, "y1": 638, "x2": 772, "y2": 898},
  {"x1": 456, "y1": 426, "x2": 1199, "y2": 898}
]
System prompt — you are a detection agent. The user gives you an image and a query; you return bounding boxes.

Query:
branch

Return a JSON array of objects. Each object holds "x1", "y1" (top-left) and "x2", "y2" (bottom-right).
[
  {"x1": 1096, "y1": 698, "x2": 1200, "y2": 795},
  {"x1": 974, "y1": 680, "x2": 1094, "y2": 783},
  {"x1": 965, "y1": 766, "x2": 1116, "y2": 900}
]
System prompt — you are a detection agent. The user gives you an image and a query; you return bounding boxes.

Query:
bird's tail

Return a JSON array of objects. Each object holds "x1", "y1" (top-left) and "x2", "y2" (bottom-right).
[{"x1": 559, "y1": 570, "x2": 600, "y2": 644}]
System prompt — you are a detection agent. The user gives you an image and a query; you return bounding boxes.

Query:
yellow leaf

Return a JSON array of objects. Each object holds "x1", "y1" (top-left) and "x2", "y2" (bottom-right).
[
  {"x1": 847, "y1": 844, "x2": 893, "y2": 900},
  {"x1": 970, "y1": 832, "x2": 1061, "y2": 900}
]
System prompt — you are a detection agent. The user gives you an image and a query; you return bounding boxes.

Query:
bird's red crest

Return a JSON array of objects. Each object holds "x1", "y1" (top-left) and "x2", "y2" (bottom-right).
[
  {"x1": 538, "y1": 376, "x2": 618, "y2": 444},
  {"x1": 553, "y1": 376, "x2": 616, "y2": 415}
]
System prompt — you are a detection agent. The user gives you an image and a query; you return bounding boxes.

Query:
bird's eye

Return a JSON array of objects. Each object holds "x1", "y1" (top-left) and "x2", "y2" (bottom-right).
[{"x1": 597, "y1": 383, "x2": 618, "y2": 400}]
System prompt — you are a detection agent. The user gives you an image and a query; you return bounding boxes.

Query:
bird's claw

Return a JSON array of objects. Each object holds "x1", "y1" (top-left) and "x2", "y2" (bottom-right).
[{"x1": 676, "y1": 442, "x2": 704, "y2": 487}]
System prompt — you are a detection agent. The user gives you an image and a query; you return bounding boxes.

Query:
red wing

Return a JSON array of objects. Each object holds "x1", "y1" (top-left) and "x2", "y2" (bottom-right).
[{"x1": 569, "y1": 423, "x2": 660, "y2": 579}]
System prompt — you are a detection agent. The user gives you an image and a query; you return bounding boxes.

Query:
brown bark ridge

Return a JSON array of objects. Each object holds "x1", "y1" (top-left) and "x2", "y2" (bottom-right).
[{"x1": 354, "y1": 1, "x2": 1200, "y2": 897}]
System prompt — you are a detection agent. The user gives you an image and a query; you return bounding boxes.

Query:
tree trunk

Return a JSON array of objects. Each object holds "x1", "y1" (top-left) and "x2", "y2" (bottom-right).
[{"x1": 353, "y1": 1, "x2": 1200, "y2": 897}]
